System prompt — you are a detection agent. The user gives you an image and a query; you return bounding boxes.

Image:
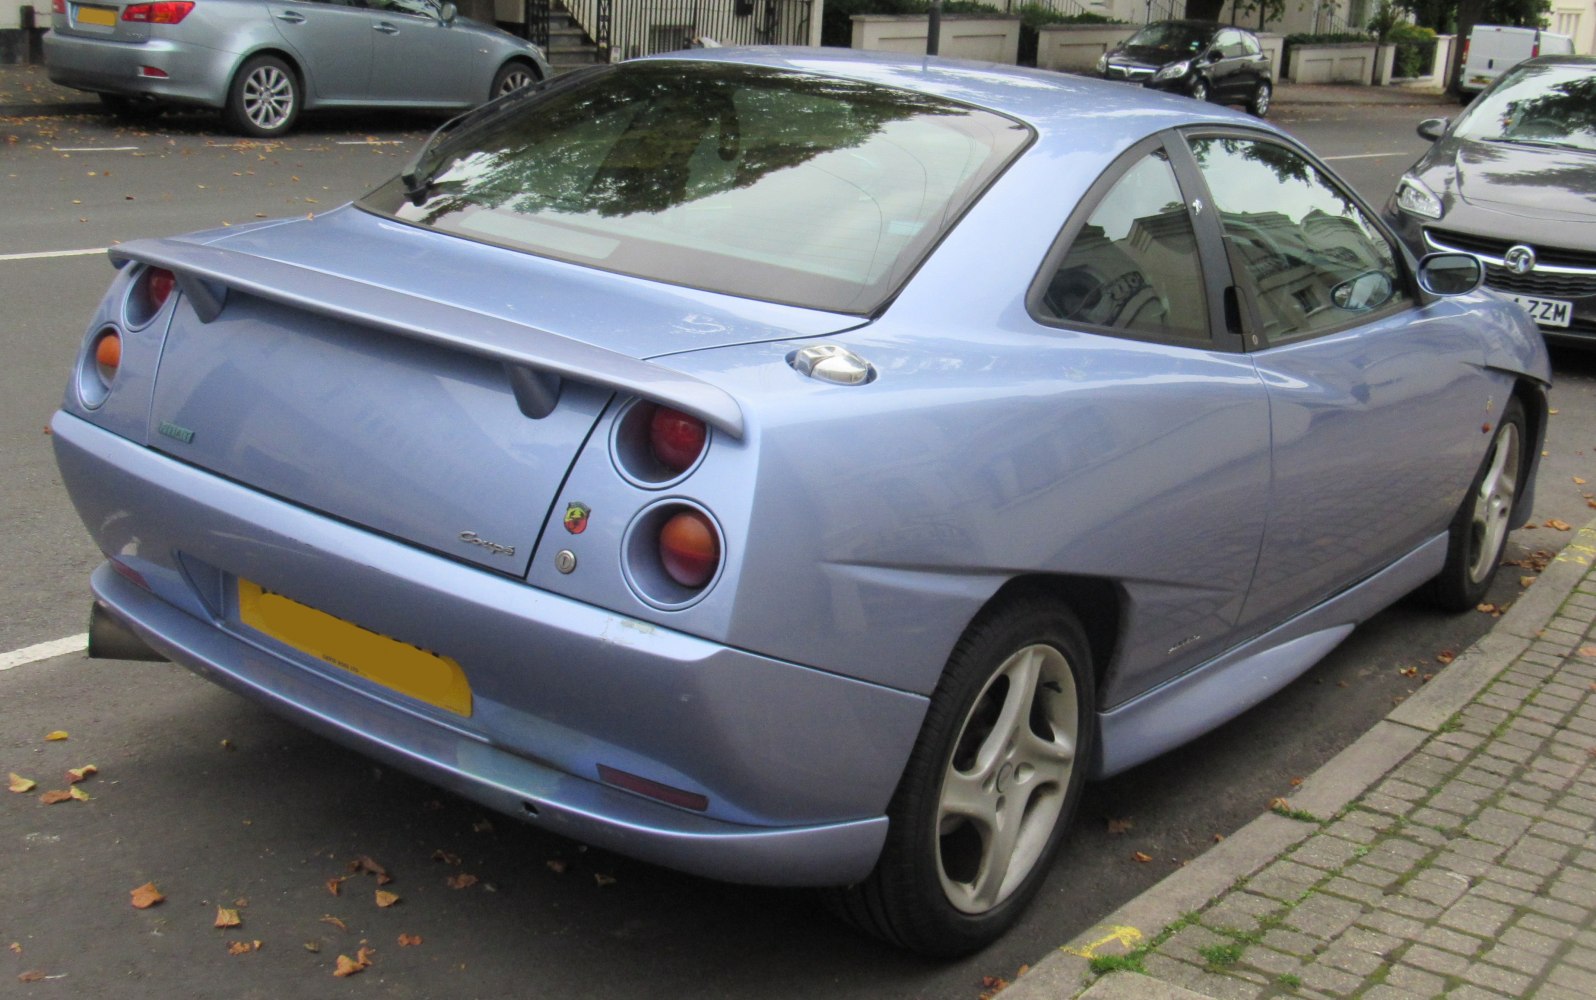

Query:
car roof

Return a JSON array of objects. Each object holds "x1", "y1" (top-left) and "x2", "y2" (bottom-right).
[
  {"x1": 641, "y1": 47, "x2": 1277, "y2": 157},
  {"x1": 1521, "y1": 53, "x2": 1596, "y2": 67}
]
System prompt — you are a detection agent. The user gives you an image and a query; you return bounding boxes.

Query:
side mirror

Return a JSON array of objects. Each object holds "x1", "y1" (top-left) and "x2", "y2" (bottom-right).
[
  {"x1": 439, "y1": 1, "x2": 457, "y2": 22},
  {"x1": 1417, "y1": 252, "x2": 1483, "y2": 296},
  {"x1": 1330, "y1": 270, "x2": 1396, "y2": 312},
  {"x1": 1416, "y1": 117, "x2": 1448, "y2": 142}
]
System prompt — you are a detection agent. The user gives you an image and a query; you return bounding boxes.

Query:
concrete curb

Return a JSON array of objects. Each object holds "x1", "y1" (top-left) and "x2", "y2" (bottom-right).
[{"x1": 1003, "y1": 517, "x2": 1596, "y2": 1000}]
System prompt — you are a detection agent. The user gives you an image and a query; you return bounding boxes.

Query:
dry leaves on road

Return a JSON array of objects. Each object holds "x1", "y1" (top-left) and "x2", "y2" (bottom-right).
[
  {"x1": 397, "y1": 933, "x2": 423, "y2": 947},
  {"x1": 1131, "y1": 851, "x2": 1153, "y2": 863},
  {"x1": 43, "y1": 731, "x2": 68, "y2": 742},
  {"x1": 1546, "y1": 519, "x2": 1573, "y2": 531},
  {"x1": 333, "y1": 946, "x2": 377, "y2": 977},
  {"x1": 8, "y1": 774, "x2": 35, "y2": 794},
  {"x1": 226, "y1": 940, "x2": 261, "y2": 955},
  {"x1": 214, "y1": 907, "x2": 242, "y2": 929},
  {"x1": 348, "y1": 855, "x2": 392, "y2": 885},
  {"x1": 66, "y1": 765, "x2": 97, "y2": 784},
  {"x1": 444, "y1": 873, "x2": 478, "y2": 890},
  {"x1": 374, "y1": 890, "x2": 400, "y2": 908},
  {"x1": 1105, "y1": 817, "x2": 1133, "y2": 835}
]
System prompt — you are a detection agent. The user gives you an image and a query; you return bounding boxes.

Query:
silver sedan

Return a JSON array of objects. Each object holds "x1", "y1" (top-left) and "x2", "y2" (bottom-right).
[{"x1": 44, "y1": 0, "x2": 550, "y2": 137}]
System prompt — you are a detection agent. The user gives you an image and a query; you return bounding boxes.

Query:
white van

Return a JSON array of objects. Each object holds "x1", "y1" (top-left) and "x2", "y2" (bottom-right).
[{"x1": 1459, "y1": 25, "x2": 1575, "y2": 100}]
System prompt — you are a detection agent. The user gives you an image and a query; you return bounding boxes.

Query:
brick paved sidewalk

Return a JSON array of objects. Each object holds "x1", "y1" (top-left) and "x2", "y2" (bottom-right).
[{"x1": 1005, "y1": 523, "x2": 1596, "y2": 1000}]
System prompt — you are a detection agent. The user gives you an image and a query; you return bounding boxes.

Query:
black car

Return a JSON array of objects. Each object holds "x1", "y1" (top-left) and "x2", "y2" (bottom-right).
[
  {"x1": 1097, "y1": 20, "x2": 1273, "y2": 116},
  {"x1": 1385, "y1": 55, "x2": 1596, "y2": 345}
]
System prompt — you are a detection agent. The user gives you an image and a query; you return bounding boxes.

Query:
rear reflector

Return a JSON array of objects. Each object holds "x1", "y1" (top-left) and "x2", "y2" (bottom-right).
[
  {"x1": 138, "y1": 66, "x2": 170, "y2": 78},
  {"x1": 597, "y1": 764, "x2": 709, "y2": 812}
]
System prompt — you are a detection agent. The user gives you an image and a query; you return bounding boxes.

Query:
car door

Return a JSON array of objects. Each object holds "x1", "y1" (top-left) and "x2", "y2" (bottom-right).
[
  {"x1": 266, "y1": 0, "x2": 372, "y2": 101},
  {"x1": 364, "y1": 0, "x2": 479, "y2": 104},
  {"x1": 1180, "y1": 131, "x2": 1501, "y2": 636},
  {"x1": 1027, "y1": 135, "x2": 1273, "y2": 706},
  {"x1": 1208, "y1": 29, "x2": 1252, "y2": 102}
]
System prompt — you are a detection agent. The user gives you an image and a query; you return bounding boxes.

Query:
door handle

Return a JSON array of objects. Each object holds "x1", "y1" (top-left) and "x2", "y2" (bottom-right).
[
  {"x1": 274, "y1": 10, "x2": 305, "y2": 22},
  {"x1": 374, "y1": 21, "x2": 399, "y2": 33}
]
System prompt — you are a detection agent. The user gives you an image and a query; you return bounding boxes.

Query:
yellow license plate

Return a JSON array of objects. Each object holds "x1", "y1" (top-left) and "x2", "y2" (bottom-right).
[
  {"x1": 75, "y1": 5, "x2": 117, "y2": 25},
  {"x1": 238, "y1": 580, "x2": 472, "y2": 716}
]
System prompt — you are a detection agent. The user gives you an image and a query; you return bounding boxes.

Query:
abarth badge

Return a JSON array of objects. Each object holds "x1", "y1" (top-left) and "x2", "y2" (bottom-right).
[{"x1": 563, "y1": 502, "x2": 590, "y2": 534}]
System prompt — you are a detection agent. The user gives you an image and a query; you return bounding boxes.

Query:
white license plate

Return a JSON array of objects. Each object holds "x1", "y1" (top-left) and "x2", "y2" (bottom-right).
[{"x1": 1512, "y1": 294, "x2": 1573, "y2": 328}]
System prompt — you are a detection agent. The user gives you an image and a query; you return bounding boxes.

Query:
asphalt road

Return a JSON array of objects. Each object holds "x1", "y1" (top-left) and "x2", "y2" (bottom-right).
[{"x1": 2, "y1": 101, "x2": 1595, "y2": 999}]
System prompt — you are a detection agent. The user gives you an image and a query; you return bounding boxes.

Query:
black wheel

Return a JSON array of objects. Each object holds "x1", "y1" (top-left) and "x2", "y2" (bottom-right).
[
  {"x1": 97, "y1": 93, "x2": 162, "y2": 121},
  {"x1": 1429, "y1": 397, "x2": 1526, "y2": 611},
  {"x1": 1189, "y1": 77, "x2": 1210, "y2": 103},
  {"x1": 1248, "y1": 79, "x2": 1272, "y2": 117},
  {"x1": 491, "y1": 61, "x2": 539, "y2": 101},
  {"x1": 826, "y1": 595, "x2": 1095, "y2": 957},
  {"x1": 224, "y1": 55, "x2": 299, "y2": 138}
]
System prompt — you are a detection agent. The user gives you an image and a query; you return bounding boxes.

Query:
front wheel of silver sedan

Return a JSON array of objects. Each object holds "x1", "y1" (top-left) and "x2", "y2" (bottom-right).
[
  {"x1": 1428, "y1": 396, "x2": 1527, "y2": 612},
  {"x1": 224, "y1": 55, "x2": 300, "y2": 139},
  {"x1": 826, "y1": 595, "x2": 1095, "y2": 957}
]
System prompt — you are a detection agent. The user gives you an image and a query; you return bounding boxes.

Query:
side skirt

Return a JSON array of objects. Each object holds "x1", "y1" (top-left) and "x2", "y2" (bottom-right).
[{"x1": 1091, "y1": 534, "x2": 1448, "y2": 779}]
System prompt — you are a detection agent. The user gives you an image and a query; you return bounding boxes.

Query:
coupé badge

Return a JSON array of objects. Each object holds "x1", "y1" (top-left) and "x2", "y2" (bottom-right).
[
  {"x1": 158, "y1": 421, "x2": 195, "y2": 444},
  {"x1": 1503, "y1": 245, "x2": 1536, "y2": 276},
  {"x1": 563, "y1": 502, "x2": 590, "y2": 535},
  {"x1": 458, "y1": 531, "x2": 515, "y2": 557}
]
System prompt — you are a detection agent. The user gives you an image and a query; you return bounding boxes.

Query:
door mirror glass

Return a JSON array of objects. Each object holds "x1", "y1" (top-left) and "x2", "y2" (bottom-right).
[
  {"x1": 1330, "y1": 270, "x2": 1395, "y2": 312},
  {"x1": 1417, "y1": 252, "x2": 1483, "y2": 296},
  {"x1": 438, "y1": 1, "x2": 457, "y2": 21},
  {"x1": 1416, "y1": 117, "x2": 1448, "y2": 142}
]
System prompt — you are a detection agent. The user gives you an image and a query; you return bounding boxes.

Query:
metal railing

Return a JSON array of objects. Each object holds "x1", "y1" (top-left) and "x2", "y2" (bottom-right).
[{"x1": 561, "y1": 0, "x2": 813, "y2": 61}]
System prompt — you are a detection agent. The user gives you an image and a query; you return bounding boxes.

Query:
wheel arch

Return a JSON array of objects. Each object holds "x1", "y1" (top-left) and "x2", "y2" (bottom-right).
[
  {"x1": 972, "y1": 573, "x2": 1123, "y2": 707},
  {"x1": 1510, "y1": 376, "x2": 1551, "y2": 522}
]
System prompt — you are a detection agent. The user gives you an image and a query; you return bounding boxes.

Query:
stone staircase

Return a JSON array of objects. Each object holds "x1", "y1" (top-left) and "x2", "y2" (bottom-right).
[{"x1": 545, "y1": 1, "x2": 604, "y2": 73}]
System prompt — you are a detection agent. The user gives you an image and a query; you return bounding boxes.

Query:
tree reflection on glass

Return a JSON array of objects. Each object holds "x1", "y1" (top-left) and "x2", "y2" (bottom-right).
[{"x1": 1456, "y1": 64, "x2": 1596, "y2": 153}]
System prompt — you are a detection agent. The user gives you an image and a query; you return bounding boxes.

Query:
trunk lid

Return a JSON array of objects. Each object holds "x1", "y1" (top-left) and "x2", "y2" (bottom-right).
[{"x1": 129, "y1": 207, "x2": 862, "y2": 576}]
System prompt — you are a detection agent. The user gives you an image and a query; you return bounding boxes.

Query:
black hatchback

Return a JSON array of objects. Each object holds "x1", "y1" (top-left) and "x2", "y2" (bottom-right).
[{"x1": 1097, "y1": 20, "x2": 1274, "y2": 116}]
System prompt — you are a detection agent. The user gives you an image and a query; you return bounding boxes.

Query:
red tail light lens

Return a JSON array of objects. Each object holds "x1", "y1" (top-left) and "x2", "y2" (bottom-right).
[
  {"x1": 123, "y1": 1, "x2": 193, "y2": 22},
  {"x1": 143, "y1": 267, "x2": 175, "y2": 313},
  {"x1": 659, "y1": 509, "x2": 719, "y2": 588},
  {"x1": 94, "y1": 331, "x2": 123, "y2": 386},
  {"x1": 52, "y1": 0, "x2": 65, "y2": 13},
  {"x1": 649, "y1": 406, "x2": 707, "y2": 473}
]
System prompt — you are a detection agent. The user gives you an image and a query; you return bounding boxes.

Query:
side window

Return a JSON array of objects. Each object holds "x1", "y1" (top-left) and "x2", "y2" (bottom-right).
[
  {"x1": 1240, "y1": 32, "x2": 1261, "y2": 56},
  {"x1": 1037, "y1": 150, "x2": 1209, "y2": 343},
  {"x1": 1214, "y1": 30, "x2": 1242, "y2": 57},
  {"x1": 1188, "y1": 136, "x2": 1409, "y2": 343}
]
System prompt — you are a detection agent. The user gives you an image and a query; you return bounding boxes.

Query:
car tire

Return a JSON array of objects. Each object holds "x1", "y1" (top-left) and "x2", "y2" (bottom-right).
[
  {"x1": 1189, "y1": 77, "x2": 1210, "y2": 103},
  {"x1": 1248, "y1": 79, "x2": 1271, "y2": 117},
  {"x1": 825, "y1": 594, "x2": 1095, "y2": 957},
  {"x1": 1428, "y1": 396, "x2": 1526, "y2": 612},
  {"x1": 224, "y1": 55, "x2": 300, "y2": 139},
  {"x1": 97, "y1": 93, "x2": 162, "y2": 121},
  {"x1": 491, "y1": 61, "x2": 540, "y2": 101}
]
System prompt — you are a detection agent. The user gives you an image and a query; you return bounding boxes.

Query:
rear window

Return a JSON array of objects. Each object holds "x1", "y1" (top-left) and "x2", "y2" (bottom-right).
[{"x1": 361, "y1": 62, "x2": 1031, "y2": 314}]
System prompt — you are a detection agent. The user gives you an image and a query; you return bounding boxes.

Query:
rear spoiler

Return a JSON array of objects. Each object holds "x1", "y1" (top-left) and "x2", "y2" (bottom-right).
[{"x1": 108, "y1": 238, "x2": 745, "y2": 438}]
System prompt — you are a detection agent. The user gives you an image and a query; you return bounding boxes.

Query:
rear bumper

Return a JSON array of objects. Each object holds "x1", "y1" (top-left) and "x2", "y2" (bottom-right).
[
  {"x1": 44, "y1": 29, "x2": 232, "y2": 106},
  {"x1": 54, "y1": 411, "x2": 925, "y2": 886}
]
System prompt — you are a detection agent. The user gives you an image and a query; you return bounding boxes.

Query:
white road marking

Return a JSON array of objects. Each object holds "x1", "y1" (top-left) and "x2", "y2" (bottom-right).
[
  {"x1": 0, "y1": 634, "x2": 87, "y2": 672},
  {"x1": 0, "y1": 247, "x2": 109, "y2": 261},
  {"x1": 335, "y1": 139, "x2": 403, "y2": 146},
  {"x1": 1322, "y1": 152, "x2": 1408, "y2": 161},
  {"x1": 52, "y1": 146, "x2": 141, "y2": 153}
]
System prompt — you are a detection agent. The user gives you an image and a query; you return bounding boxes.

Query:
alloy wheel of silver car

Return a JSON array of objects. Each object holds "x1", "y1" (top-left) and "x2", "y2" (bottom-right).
[
  {"x1": 493, "y1": 63, "x2": 538, "y2": 100},
  {"x1": 827, "y1": 595, "x2": 1094, "y2": 957},
  {"x1": 226, "y1": 55, "x2": 299, "y2": 138},
  {"x1": 937, "y1": 641, "x2": 1079, "y2": 914},
  {"x1": 1429, "y1": 397, "x2": 1527, "y2": 611}
]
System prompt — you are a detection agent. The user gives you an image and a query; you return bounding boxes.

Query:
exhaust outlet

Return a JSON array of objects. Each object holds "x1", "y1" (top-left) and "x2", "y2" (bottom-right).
[{"x1": 87, "y1": 602, "x2": 168, "y2": 662}]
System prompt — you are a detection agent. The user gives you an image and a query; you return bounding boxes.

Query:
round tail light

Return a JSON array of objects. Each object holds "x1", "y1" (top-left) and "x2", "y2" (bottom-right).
[
  {"x1": 649, "y1": 406, "x2": 707, "y2": 474},
  {"x1": 94, "y1": 331, "x2": 122, "y2": 387},
  {"x1": 659, "y1": 509, "x2": 720, "y2": 588}
]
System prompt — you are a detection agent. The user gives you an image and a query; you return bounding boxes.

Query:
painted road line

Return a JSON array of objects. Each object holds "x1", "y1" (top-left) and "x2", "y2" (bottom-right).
[
  {"x1": 1322, "y1": 152, "x2": 1409, "y2": 161},
  {"x1": 335, "y1": 139, "x2": 404, "y2": 146},
  {"x1": 0, "y1": 247, "x2": 109, "y2": 261},
  {"x1": 52, "y1": 146, "x2": 141, "y2": 153},
  {"x1": 0, "y1": 634, "x2": 87, "y2": 672}
]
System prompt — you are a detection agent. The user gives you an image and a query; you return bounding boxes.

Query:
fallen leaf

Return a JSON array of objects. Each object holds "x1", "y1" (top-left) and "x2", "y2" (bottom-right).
[
  {"x1": 374, "y1": 890, "x2": 400, "y2": 908},
  {"x1": 325, "y1": 876, "x2": 349, "y2": 896},
  {"x1": 215, "y1": 907, "x2": 242, "y2": 929},
  {"x1": 1578, "y1": 647, "x2": 1596, "y2": 658},
  {"x1": 68, "y1": 786, "x2": 90, "y2": 802},
  {"x1": 304, "y1": 941, "x2": 321, "y2": 953},
  {"x1": 8, "y1": 773, "x2": 36, "y2": 794},
  {"x1": 226, "y1": 940, "x2": 259, "y2": 955},
  {"x1": 445, "y1": 873, "x2": 478, "y2": 890},
  {"x1": 397, "y1": 933, "x2": 423, "y2": 947},
  {"x1": 1269, "y1": 797, "x2": 1292, "y2": 811},
  {"x1": 1547, "y1": 519, "x2": 1573, "y2": 531},
  {"x1": 546, "y1": 859, "x2": 568, "y2": 874},
  {"x1": 593, "y1": 873, "x2": 617, "y2": 887},
  {"x1": 1213, "y1": 833, "x2": 1225, "y2": 843},
  {"x1": 1131, "y1": 851, "x2": 1153, "y2": 863},
  {"x1": 1105, "y1": 817, "x2": 1133, "y2": 835},
  {"x1": 219, "y1": 739, "x2": 234, "y2": 751},
  {"x1": 348, "y1": 855, "x2": 390, "y2": 884},
  {"x1": 17, "y1": 971, "x2": 46, "y2": 983},
  {"x1": 43, "y1": 731, "x2": 68, "y2": 742},
  {"x1": 1289, "y1": 776, "x2": 1303, "y2": 787},
  {"x1": 1476, "y1": 602, "x2": 1497, "y2": 614},
  {"x1": 1399, "y1": 665, "x2": 1419, "y2": 678},
  {"x1": 130, "y1": 882, "x2": 165, "y2": 909},
  {"x1": 66, "y1": 765, "x2": 97, "y2": 784},
  {"x1": 1522, "y1": 576, "x2": 1537, "y2": 588},
  {"x1": 333, "y1": 953, "x2": 367, "y2": 977},
  {"x1": 39, "y1": 790, "x2": 72, "y2": 805},
  {"x1": 1436, "y1": 650, "x2": 1456, "y2": 665},
  {"x1": 431, "y1": 849, "x2": 462, "y2": 865},
  {"x1": 8, "y1": 943, "x2": 19, "y2": 954},
  {"x1": 319, "y1": 915, "x2": 348, "y2": 932}
]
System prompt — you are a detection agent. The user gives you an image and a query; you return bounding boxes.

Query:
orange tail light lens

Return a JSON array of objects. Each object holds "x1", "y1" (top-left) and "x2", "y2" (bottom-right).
[
  {"x1": 94, "y1": 331, "x2": 123, "y2": 386},
  {"x1": 658, "y1": 509, "x2": 719, "y2": 588}
]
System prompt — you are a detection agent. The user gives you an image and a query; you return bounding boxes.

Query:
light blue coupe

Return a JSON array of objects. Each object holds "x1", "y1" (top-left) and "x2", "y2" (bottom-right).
[
  {"x1": 53, "y1": 49, "x2": 1549, "y2": 956},
  {"x1": 44, "y1": 0, "x2": 549, "y2": 136}
]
